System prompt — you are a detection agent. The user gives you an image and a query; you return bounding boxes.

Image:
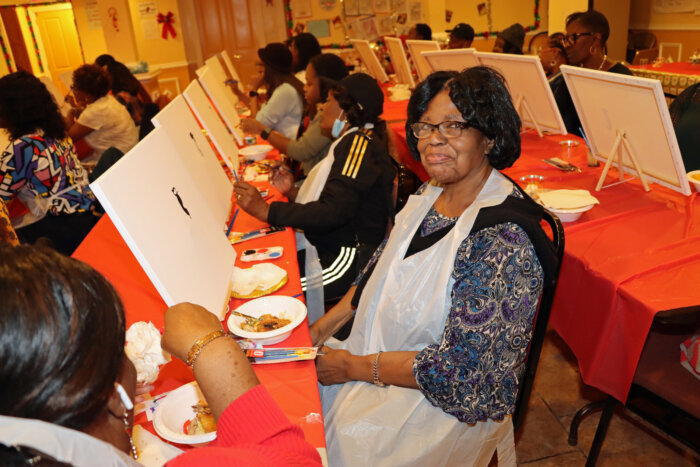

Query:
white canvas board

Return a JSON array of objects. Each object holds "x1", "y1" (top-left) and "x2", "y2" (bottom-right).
[
  {"x1": 385, "y1": 37, "x2": 415, "y2": 87},
  {"x1": 560, "y1": 65, "x2": 691, "y2": 195},
  {"x1": 38, "y1": 75, "x2": 70, "y2": 116},
  {"x1": 198, "y1": 67, "x2": 245, "y2": 146},
  {"x1": 204, "y1": 55, "x2": 239, "y2": 107},
  {"x1": 405, "y1": 40, "x2": 440, "y2": 82},
  {"x1": 152, "y1": 95, "x2": 233, "y2": 224},
  {"x1": 220, "y1": 50, "x2": 244, "y2": 93},
  {"x1": 421, "y1": 48, "x2": 479, "y2": 73},
  {"x1": 475, "y1": 52, "x2": 567, "y2": 135},
  {"x1": 350, "y1": 39, "x2": 389, "y2": 83},
  {"x1": 183, "y1": 79, "x2": 240, "y2": 172},
  {"x1": 90, "y1": 127, "x2": 236, "y2": 320}
]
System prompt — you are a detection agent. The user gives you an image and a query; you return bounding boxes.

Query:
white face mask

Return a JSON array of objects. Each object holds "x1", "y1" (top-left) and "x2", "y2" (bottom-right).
[{"x1": 331, "y1": 110, "x2": 346, "y2": 138}]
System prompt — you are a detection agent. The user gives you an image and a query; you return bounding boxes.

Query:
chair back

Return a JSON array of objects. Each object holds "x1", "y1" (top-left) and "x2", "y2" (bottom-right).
[{"x1": 513, "y1": 208, "x2": 565, "y2": 431}]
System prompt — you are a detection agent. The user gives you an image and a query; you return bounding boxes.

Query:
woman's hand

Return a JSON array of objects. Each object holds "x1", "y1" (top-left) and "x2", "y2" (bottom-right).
[
  {"x1": 316, "y1": 346, "x2": 353, "y2": 385},
  {"x1": 161, "y1": 302, "x2": 223, "y2": 363},
  {"x1": 233, "y1": 181, "x2": 270, "y2": 221},
  {"x1": 240, "y1": 118, "x2": 265, "y2": 135},
  {"x1": 270, "y1": 166, "x2": 295, "y2": 197}
]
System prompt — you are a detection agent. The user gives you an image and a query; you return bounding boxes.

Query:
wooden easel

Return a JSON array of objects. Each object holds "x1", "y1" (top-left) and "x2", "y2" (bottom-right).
[
  {"x1": 514, "y1": 93, "x2": 543, "y2": 137},
  {"x1": 595, "y1": 129, "x2": 650, "y2": 192}
]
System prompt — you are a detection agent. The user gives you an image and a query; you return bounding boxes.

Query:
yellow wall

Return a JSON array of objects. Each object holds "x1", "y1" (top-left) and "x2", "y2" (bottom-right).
[
  {"x1": 445, "y1": 0, "x2": 548, "y2": 33},
  {"x1": 629, "y1": 0, "x2": 700, "y2": 61},
  {"x1": 548, "y1": 0, "x2": 587, "y2": 33},
  {"x1": 72, "y1": 0, "x2": 109, "y2": 63},
  {"x1": 596, "y1": 0, "x2": 631, "y2": 61},
  {"x1": 127, "y1": 0, "x2": 187, "y2": 65}
]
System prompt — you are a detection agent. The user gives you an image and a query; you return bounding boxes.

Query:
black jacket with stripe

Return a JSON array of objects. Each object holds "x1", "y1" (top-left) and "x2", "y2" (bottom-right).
[{"x1": 268, "y1": 127, "x2": 395, "y2": 269}]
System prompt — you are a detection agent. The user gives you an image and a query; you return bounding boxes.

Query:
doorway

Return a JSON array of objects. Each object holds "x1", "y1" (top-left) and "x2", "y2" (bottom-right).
[{"x1": 29, "y1": 3, "x2": 84, "y2": 95}]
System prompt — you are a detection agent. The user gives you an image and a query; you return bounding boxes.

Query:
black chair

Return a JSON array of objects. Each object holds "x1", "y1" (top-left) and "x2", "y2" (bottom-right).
[
  {"x1": 568, "y1": 305, "x2": 700, "y2": 465},
  {"x1": 513, "y1": 208, "x2": 566, "y2": 431}
]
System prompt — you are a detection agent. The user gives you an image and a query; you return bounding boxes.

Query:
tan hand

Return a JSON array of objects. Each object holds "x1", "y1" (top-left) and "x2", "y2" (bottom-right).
[
  {"x1": 162, "y1": 302, "x2": 224, "y2": 362},
  {"x1": 270, "y1": 166, "x2": 295, "y2": 196},
  {"x1": 316, "y1": 346, "x2": 352, "y2": 385},
  {"x1": 240, "y1": 118, "x2": 265, "y2": 135}
]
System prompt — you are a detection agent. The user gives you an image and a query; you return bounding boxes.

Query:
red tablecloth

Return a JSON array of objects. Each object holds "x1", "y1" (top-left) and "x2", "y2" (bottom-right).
[
  {"x1": 72, "y1": 179, "x2": 326, "y2": 451},
  {"x1": 388, "y1": 119, "x2": 700, "y2": 403},
  {"x1": 630, "y1": 61, "x2": 700, "y2": 77}
]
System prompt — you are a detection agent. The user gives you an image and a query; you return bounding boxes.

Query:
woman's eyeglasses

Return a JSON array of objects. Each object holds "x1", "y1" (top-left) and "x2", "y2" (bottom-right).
[
  {"x1": 562, "y1": 32, "x2": 594, "y2": 46},
  {"x1": 410, "y1": 121, "x2": 471, "y2": 139}
]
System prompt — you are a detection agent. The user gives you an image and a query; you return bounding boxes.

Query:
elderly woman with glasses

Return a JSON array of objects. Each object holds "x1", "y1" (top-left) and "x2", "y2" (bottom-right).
[
  {"x1": 550, "y1": 9, "x2": 632, "y2": 134},
  {"x1": 310, "y1": 67, "x2": 558, "y2": 466}
]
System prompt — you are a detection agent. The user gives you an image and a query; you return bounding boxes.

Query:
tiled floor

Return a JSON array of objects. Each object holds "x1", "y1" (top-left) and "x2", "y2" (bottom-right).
[{"x1": 514, "y1": 329, "x2": 700, "y2": 466}]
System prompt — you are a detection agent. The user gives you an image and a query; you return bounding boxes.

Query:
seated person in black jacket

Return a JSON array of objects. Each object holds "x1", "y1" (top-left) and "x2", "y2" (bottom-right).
[
  {"x1": 669, "y1": 83, "x2": 700, "y2": 172},
  {"x1": 549, "y1": 10, "x2": 633, "y2": 134},
  {"x1": 234, "y1": 73, "x2": 395, "y2": 309}
]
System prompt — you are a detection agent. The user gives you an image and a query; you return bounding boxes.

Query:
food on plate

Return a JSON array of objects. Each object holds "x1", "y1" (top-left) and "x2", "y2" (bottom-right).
[
  {"x1": 241, "y1": 313, "x2": 291, "y2": 332},
  {"x1": 185, "y1": 400, "x2": 217, "y2": 435},
  {"x1": 231, "y1": 263, "x2": 288, "y2": 299}
]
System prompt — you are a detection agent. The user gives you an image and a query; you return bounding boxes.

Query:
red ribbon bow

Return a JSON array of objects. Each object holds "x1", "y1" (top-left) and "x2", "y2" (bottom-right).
[{"x1": 157, "y1": 11, "x2": 176, "y2": 39}]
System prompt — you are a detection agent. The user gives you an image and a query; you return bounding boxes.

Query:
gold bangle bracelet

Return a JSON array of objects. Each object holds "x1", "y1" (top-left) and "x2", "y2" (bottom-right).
[{"x1": 186, "y1": 330, "x2": 227, "y2": 367}]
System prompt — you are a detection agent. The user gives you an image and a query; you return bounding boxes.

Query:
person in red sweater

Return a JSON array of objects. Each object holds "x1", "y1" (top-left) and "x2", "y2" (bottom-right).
[{"x1": 0, "y1": 245, "x2": 321, "y2": 467}]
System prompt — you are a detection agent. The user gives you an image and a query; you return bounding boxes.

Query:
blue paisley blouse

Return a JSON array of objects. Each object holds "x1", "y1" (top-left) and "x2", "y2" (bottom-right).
[{"x1": 357, "y1": 182, "x2": 544, "y2": 424}]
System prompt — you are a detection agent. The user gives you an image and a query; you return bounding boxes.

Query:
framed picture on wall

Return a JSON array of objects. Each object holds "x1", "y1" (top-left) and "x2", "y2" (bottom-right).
[
  {"x1": 290, "y1": 0, "x2": 312, "y2": 18},
  {"x1": 373, "y1": 0, "x2": 390, "y2": 14},
  {"x1": 376, "y1": 14, "x2": 394, "y2": 36},
  {"x1": 307, "y1": 19, "x2": 331, "y2": 38},
  {"x1": 407, "y1": 1, "x2": 422, "y2": 22},
  {"x1": 344, "y1": 0, "x2": 360, "y2": 16},
  {"x1": 359, "y1": 0, "x2": 373, "y2": 15}
]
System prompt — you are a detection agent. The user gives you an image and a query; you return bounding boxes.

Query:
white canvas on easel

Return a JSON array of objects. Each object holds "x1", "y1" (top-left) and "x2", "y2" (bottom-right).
[
  {"x1": 405, "y1": 39, "x2": 440, "y2": 82},
  {"x1": 183, "y1": 80, "x2": 240, "y2": 172},
  {"x1": 90, "y1": 127, "x2": 237, "y2": 320},
  {"x1": 350, "y1": 39, "x2": 389, "y2": 83},
  {"x1": 421, "y1": 48, "x2": 479, "y2": 73},
  {"x1": 203, "y1": 55, "x2": 239, "y2": 107},
  {"x1": 561, "y1": 65, "x2": 691, "y2": 195},
  {"x1": 475, "y1": 52, "x2": 567, "y2": 136},
  {"x1": 385, "y1": 37, "x2": 415, "y2": 87},
  {"x1": 198, "y1": 67, "x2": 245, "y2": 146},
  {"x1": 152, "y1": 95, "x2": 233, "y2": 224},
  {"x1": 220, "y1": 50, "x2": 244, "y2": 94}
]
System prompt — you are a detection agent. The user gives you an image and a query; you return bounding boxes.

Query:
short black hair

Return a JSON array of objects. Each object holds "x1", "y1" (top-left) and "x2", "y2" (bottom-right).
[
  {"x1": 405, "y1": 67, "x2": 521, "y2": 170},
  {"x1": 309, "y1": 53, "x2": 349, "y2": 102},
  {"x1": 72, "y1": 64, "x2": 111, "y2": 99},
  {"x1": 291, "y1": 33, "x2": 322, "y2": 73},
  {"x1": 415, "y1": 23, "x2": 432, "y2": 41},
  {"x1": 95, "y1": 54, "x2": 116, "y2": 67},
  {"x1": 0, "y1": 245, "x2": 126, "y2": 431},
  {"x1": 566, "y1": 10, "x2": 610, "y2": 45},
  {"x1": 105, "y1": 61, "x2": 140, "y2": 96},
  {"x1": 0, "y1": 71, "x2": 66, "y2": 140}
]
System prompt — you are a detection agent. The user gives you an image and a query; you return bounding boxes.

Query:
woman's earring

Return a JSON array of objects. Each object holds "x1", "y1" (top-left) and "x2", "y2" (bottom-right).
[{"x1": 122, "y1": 411, "x2": 138, "y2": 460}]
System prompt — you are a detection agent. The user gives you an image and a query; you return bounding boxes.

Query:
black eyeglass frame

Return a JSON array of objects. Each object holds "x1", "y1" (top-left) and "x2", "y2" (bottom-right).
[
  {"x1": 563, "y1": 32, "x2": 594, "y2": 46},
  {"x1": 410, "y1": 120, "x2": 473, "y2": 139}
]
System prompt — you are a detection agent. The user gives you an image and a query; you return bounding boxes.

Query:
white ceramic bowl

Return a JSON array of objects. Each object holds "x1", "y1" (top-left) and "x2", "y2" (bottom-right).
[
  {"x1": 239, "y1": 144, "x2": 273, "y2": 161},
  {"x1": 547, "y1": 204, "x2": 595, "y2": 223},
  {"x1": 152, "y1": 382, "x2": 217, "y2": 445},
  {"x1": 687, "y1": 170, "x2": 700, "y2": 193},
  {"x1": 227, "y1": 295, "x2": 307, "y2": 345}
]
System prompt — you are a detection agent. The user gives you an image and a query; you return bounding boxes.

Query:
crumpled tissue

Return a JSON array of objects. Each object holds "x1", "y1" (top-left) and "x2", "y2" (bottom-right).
[{"x1": 125, "y1": 321, "x2": 171, "y2": 384}]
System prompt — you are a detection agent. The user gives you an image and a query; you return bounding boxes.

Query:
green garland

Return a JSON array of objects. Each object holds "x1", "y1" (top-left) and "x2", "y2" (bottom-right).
[{"x1": 0, "y1": 32, "x2": 13, "y2": 72}]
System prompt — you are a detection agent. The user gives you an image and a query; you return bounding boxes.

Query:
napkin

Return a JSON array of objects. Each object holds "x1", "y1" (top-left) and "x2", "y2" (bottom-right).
[
  {"x1": 388, "y1": 84, "x2": 411, "y2": 101},
  {"x1": 231, "y1": 263, "x2": 287, "y2": 296},
  {"x1": 125, "y1": 322, "x2": 171, "y2": 385},
  {"x1": 133, "y1": 425, "x2": 183, "y2": 466},
  {"x1": 539, "y1": 189, "x2": 600, "y2": 210}
]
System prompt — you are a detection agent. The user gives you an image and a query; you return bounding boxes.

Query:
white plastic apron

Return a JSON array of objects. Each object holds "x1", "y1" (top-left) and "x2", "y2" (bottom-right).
[
  {"x1": 12, "y1": 182, "x2": 82, "y2": 229},
  {"x1": 320, "y1": 169, "x2": 517, "y2": 467},
  {"x1": 294, "y1": 126, "x2": 368, "y2": 324}
]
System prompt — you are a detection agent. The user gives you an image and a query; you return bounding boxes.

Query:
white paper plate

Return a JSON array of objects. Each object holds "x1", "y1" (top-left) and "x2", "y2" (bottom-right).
[
  {"x1": 227, "y1": 295, "x2": 306, "y2": 345},
  {"x1": 152, "y1": 382, "x2": 217, "y2": 445},
  {"x1": 547, "y1": 204, "x2": 595, "y2": 222},
  {"x1": 239, "y1": 144, "x2": 273, "y2": 161},
  {"x1": 687, "y1": 170, "x2": 700, "y2": 193}
]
